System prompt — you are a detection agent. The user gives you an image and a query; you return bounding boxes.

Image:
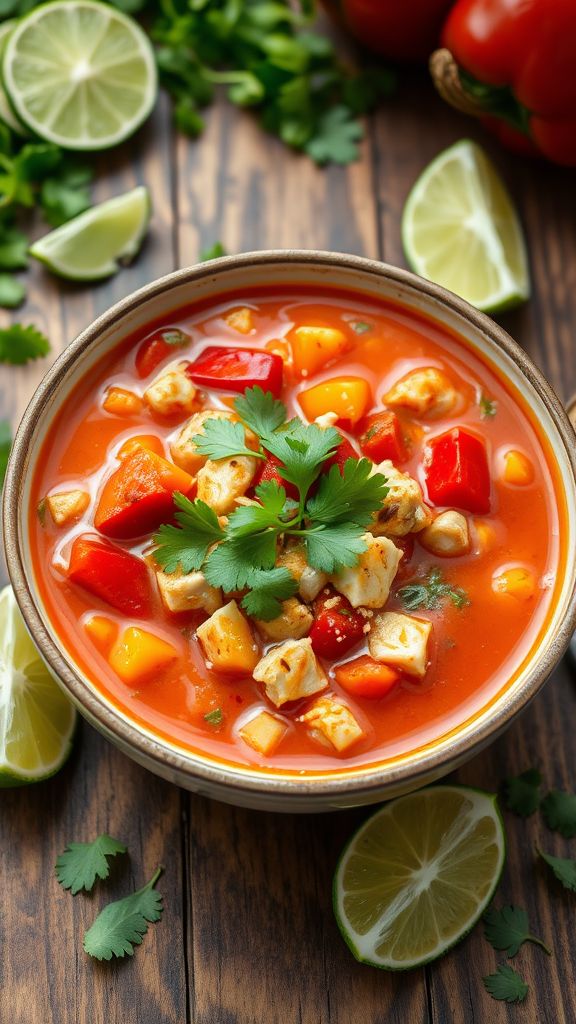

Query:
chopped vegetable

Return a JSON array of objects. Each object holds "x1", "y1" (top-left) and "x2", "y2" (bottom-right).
[
  {"x1": 45, "y1": 488, "x2": 89, "y2": 526},
  {"x1": 288, "y1": 324, "x2": 349, "y2": 377},
  {"x1": 492, "y1": 566, "x2": 536, "y2": 600},
  {"x1": 359, "y1": 411, "x2": 407, "y2": 463},
  {"x1": 298, "y1": 376, "x2": 371, "y2": 425},
  {"x1": 424, "y1": 427, "x2": 491, "y2": 513},
  {"x1": 109, "y1": 626, "x2": 178, "y2": 685},
  {"x1": 186, "y1": 346, "x2": 283, "y2": 397},
  {"x1": 102, "y1": 387, "x2": 143, "y2": 417},
  {"x1": 309, "y1": 590, "x2": 365, "y2": 659},
  {"x1": 503, "y1": 449, "x2": 534, "y2": 486},
  {"x1": 204, "y1": 708, "x2": 224, "y2": 727},
  {"x1": 334, "y1": 655, "x2": 400, "y2": 699},
  {"x1": 240, "y1": 711, "x2": 287, "y2": 755},
  {"x1": 117, "y1": 434, "x2": 165, "y2": 460},
  {"x1": 67, "y1": 535, "x2": 152, "y2": 616},
  {"x1": 135, "y1": 328, "x2": 190, "y2": 378},
  {"x1": 83, "y1": 615, "x2": 118, "y2": 654},
  {"x1": 397, "y1": 566, "x2": 469, "y2": 611},
  {"x1": 196, "y1": 600, "x2": 259, "y2": 675},
  {"x1": 56, "y1": 835, "x2": 127, "y2": 895},
  {"x1": 94, "y1": 447, "x2": 194, "y2": 538}
]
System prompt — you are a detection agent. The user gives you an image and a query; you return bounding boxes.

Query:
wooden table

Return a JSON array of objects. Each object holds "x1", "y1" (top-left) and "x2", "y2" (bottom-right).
[{"x1": 2, "y1": 66, "x2": 576, "y2": 1024}]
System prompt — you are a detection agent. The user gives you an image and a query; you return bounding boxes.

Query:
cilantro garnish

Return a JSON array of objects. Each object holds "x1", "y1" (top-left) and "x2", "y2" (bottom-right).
[
  {"x1": 349, "y1": 320, "x2": 371, "y2": 334},
  {"x1": 200, "y1": 241, "x2": 226, "y2": 262},
  {"x1": 538, "y1": 848, "x2": 576, "y2": 893},
  {"x1": 541, "y1": 789, "x2": 576, "y2": 838},
  {"x1": 204, "y1": 708, "x2": 224, "y2": 726},
  {"x1": 479, "y1": 393, "x2": 497, "y2": 419},
  {"x1": 503, "y1": 768, "x2": 542, "y2": 817},
  {"x1": 397, "y1": 567, "x2": 469, "y2": 612},
  {"x1": 55, "y1": 834, "x2": 127, "y2": 895},
  {"x1": 483, "y1": 965, "x2": 528, "y2": 1004},
  {"x1": 0, "y1": 323, "x2": 50, "y2": 364},
  {"x1": 153, "y1": 386, "x2": 388, "y2": 619},
  {"x1": 483, "y1": 905, "x2": 551, "y2": 957},
  {"x1": 83, "y1": 867, "x2": 163, "y2": 961},
  {"x1": 0, "y1": 420, "x2": 11, "y2": 489},
  {"x1": 0, "y1": 274, "x2": 25, "y2": 309}
]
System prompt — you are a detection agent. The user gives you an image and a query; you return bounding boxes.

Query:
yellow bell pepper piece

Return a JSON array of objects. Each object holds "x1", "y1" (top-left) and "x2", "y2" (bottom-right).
[
  {"x1": 288, "y1": 325, "x2": 348, "y2": 377},
  {"x1": 103, "y1": 386, "x2": 143, "y2": 417},
  {"x1": 84, "y1": 615, "x2": 118, "y2": 654},
  {"x1": 503, "y1": 449, "x2": 534, "y2": 486},
  {"x1": 298, "y1": 377, "x2": 371, "y2": 425},
  {"x1": 492, "y1": 567, "x2": 536, "y2": 601},
  {"x1": 109, "y1": 627, "x2": 178, "y2": 685}
]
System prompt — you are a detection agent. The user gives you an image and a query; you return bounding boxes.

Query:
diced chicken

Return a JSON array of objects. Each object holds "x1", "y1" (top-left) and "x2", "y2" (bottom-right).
[
  {"x1": 298, "y1": 695, "x2": 364, "y2": 753},
  {"x1": 155, "y1": 567, "x2": 223, "y2": 615},
  {"x1": 383, "y1": 367, "x2": 460, "y2": 419},
  {"x1": 170, "y1": 409, "x2": 256, "y2": 475},
  {"x1": 420, "y1": 510, "x2": 470, "y2": 557},
  {"x1": 331, "y1": 533, "x2": 403, "y2": 609},
  {"x1": 314, "y1": 411, "x2": 339, "y2": 428},
  {"x1": 46, "y1": 489, "x2": 90, "y2": 526},
  {"x1": 276, "y1": 542, "x2": 328, "y2": 602},
  {"x1": 370, "y1": 460, "x2": 431, "y2": 537},
  {"x1": 239, "y1": 711, "x2": 287, "y2": 755},
  {"x1": 253, "y1": 637, "x2": 327, "y2": 707},
  {"x1": 224, "y1": 306, "x2": 254, "y2": 334},
  {"x1": 144, "y1": 361, "x2": 197, "y2": 417},
  {"x1": 254, "y1": 597, "x2": 313, "y2": 642},
  {"x1": 196, "y1": 600, "x2": 259, "y2": 674},
  {"x1": 196, "y1": 454, "x2": 258, "y2": 515},
  {"x1": 368, "y1": 611, "x2": 432, "y2": 678}
]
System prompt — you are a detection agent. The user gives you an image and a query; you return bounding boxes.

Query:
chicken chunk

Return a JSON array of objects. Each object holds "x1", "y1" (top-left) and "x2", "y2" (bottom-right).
[
  {"x1": 383, "y1": 367, "x2": 460, "y2": 419},
  {"x1": 45, "y1": 489, "x2": 90, "y2": 526},
  {"x1": 196, "y1": 454, "x2": 258, "y2": 515},
  {"x1": 254, "y1": 598, "x2": 313, "y2": 642},
  {"x1": 298, "y1": 696, "x2": 364, "y2": 753},
  {"x1": 420, "y1": 510, "x2": 470, "y2": 557},
  {"x1": 368, "y1": 611, "x2": 432, "y2": 678},
  {"x1": 196, "y1": 600, "x2": 259, "y2": 674},
  {"x1": 276, "y1": 542, "x2": 328, "y2": 602},
  {"x1": 170, "y1": 409, "x2": 256, "y2": 475},
  {"x1": 253, "y1": 637, "x2": 327, "y2": 707},
  {"x1": 144, "y1": 361, "x2": 197, "y2": 417},
  {"x1": 239, "y1": 711, "x2": 287, "y2": 755},
  {"x1": 155, "y1": 567, "x2": 223, "y2": 615},
  {"x1": 331, "y1": 534, "x2": 402, "y2": 609},
  {"x1": 370, "y1": 460, "x2": 431, "y2": 537}
]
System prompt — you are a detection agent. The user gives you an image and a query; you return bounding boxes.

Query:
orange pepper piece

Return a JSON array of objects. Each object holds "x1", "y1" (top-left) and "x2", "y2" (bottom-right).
[{"x1": 298, "y1": 377, "x2": 371, "y2": 426}]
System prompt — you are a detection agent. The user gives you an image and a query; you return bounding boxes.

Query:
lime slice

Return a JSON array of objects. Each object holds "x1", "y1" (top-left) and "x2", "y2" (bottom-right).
[
  {"x1": 402, "y1": 140, "x2": 530, "y2": 312},
  {"x1": 0, "y1": 22, "x2": 28, "y2": 135},
  {"x1": 3, "y1": 0, "x2": 157, "y2": 151},
  {"x1": 30, "y1": 184, "x2": 150, "y2": 280},
  {"x1": 334, "y1": 785, "x2": 505, "y2": 970},
  {"x1": 0, "y1": 585, "x2": 76, "y2": 786}
]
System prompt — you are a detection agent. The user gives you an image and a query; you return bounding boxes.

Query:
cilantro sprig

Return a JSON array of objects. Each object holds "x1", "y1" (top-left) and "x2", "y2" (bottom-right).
[
  {"x1": 83, "y1": 867, "x2": 163, "y2": 961},
  {"x1": 153, "y1": 385, "x2": 388, "y2": 619},
  {"x1": 483, "y1": 905, "x2": 551, "y2": 958},
  {"x1": 397, "y1": 567, "x2": 470, "y2": 612}
]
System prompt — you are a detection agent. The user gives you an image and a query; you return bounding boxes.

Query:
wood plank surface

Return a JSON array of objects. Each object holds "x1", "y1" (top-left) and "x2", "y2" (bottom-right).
[{"x1": 2, "y1": 58, "x2": 576, "y2": 1024}]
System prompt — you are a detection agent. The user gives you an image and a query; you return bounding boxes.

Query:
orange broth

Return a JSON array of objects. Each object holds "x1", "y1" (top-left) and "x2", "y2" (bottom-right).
[{"x1": 29, "y1": 287, "x2": 566, "y2": 774}]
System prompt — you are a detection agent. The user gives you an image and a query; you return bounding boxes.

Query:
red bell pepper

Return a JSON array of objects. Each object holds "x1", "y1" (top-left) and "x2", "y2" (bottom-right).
[
  {"x1": 358, "y1": 412, "x2": 407, "y2": 464},
  {"x1": 186, "y1": 346, "x2": 283, "y2": 397},
  {"x1": 253, "y1": 453, "x2": 299, "y2": 501},
  {"x1": 424, "y1": 427, "x2": 491, "y2": 513},
  {"x1": 68, "y1": 535, "x2": 152, "y2": 615},
  {"x1": 309, "y1": 590, "x2": 365, "y2": 660},
  {"x1": 323, "y1": 0, "x2": 454, "y2": 63},
  {"x1": 435, "y1": 0, "x2": 576, "y2": 166},
  {"x1": 324, "y1": 435, "x2": 358, "y2": 474},
  {"x1": 135, "y1": 328, "x2": 190, "y2": 378},
  {"x1": 334, "y1": 656, "x2": 400, "y2": 699},
  {"x1": 94, "y1": 448, "x2": 195, "y2": 539}
]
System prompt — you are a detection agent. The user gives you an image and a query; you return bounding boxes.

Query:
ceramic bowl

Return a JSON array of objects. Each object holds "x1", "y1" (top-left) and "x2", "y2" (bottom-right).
[{"x1": 4, "y1": 251, "x2": 576, "y2": 811}]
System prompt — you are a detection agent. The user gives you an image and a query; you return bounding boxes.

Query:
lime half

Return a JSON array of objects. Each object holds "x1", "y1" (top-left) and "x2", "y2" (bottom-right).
[
  {"x1": 334, "y1": 785, "x2": 505, "y2": 970},
  {"x1": 402, "y1": 140, "x2": 530, "y2": 312},
  {"x1": 30, "y1": 184, "x2": 150, "y2": 280},
  {"x1": 0, "y1": 585, "x2": 76, "y2": 786},
  {"x1": 3, "y1": 0, "x2": 157, "y2": 150},
  {"x1": 0, "y1": 22, "x2": 28, "y2": 135}
]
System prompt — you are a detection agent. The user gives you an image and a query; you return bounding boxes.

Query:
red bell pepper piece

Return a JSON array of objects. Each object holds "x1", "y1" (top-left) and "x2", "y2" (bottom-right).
[
  {"x1": 68, "y1": 535, "x2": 152, "y2": 615},
  {"x1": 334, "y1": 656, "x2": 400, "y2": 699},
  {"x1": 135, "y1": 328, "x2": 190, "y2": 378},
  {"x1": 253, "y1": 453, "x2": 299, "y2": 501},
  {"x1": 94, "y1": 448, "x2": 195, "y2": 539},
  {"x1": 324, "y1": 435, "x2": 358, "y2": 474},
  {"x1": 323, "y1": 0, "x2": 453, "y2": 63},
  {"x1": 186, "y1": 346, "x2": 283, "y2": 397},
  {"x1": 309, "y1": 590, "x2": 365, "y2": 660},
  {"x1": 437, "y1": 0, "x2": 576, "y2": 166},
  {"x1": 424, "y1": 427, "x2": 491, "y2": 514},
  {"x1": 358, "y1": 412, "x2": 407, "y2": 464}
]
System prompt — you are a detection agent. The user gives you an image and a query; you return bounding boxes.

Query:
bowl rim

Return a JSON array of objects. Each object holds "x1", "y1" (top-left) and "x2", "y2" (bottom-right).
[{"x1": 4, "y1": 248, "x2": 576, "y2": 801}]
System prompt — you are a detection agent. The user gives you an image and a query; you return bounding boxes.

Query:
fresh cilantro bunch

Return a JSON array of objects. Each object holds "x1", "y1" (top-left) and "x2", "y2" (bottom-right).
[{"x1": 153, "y1": 385, "x2": 389, "y2": 619}]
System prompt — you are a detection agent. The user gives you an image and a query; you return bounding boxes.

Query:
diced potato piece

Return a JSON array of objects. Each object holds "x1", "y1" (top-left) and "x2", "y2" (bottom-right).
[
  {"x1": 368, "y1": 611, "x2": 432, "y2": 678},
  {"x1": 170, "y1": 409, "x2": 256, "y2": 475},
  {"x1": 224, "y1": 306, "x2": 254, "y2": 334},
  {"x1": 144, "y1": 361, "x2": 197, "y2": 417},
  {"x1": 492, "y1": 567, "x2": 536, "y2": 600},
  {"x1": 331, "y1": 534, "x2": 402, "y2": 608},
  {"x1": 103, "y1": 386, "x2": 143, "y2": 416},
  {"x1": 109, "y1": 627, "x2": 178, "y2": 685},
  {"x1": 276, "y1": 543, "x2": 328, "y2": 602},
  {"x1": 383, "y1": 367, "x2": 459, "y2": 418},
  {"x1": 239, "y1": 711, "x2": 287, "y2": 755},
  {"x1": 420, "y1": 510, "x2": 470, "y2": 557},
  {"x1": 253, "y1": 637, "x2": 327, "y2": 707},
  {"x1": 298, "y1": 695, "x2": 363, "y2": 753},
  {"x1": 84, "y1": 614, "x2": 118, "y2": 654},
  {"x1": 370, "y1": 460, "x2": 431, "y2": 537},
  {"x1": 298, "y1": 377, "x2": 371, "y2": 426},
  {"x1": 156, "y1": 567, "x2": 223, "y2": 615},
  {"x1": 288, "y1": 325, "x2": 348, "y2": 377},
  {"x1": 196, "y1": 600, "x2": 259, "y2": 674},
  {"x1": 196, "y1": 454, "x2": 258, "y2": 515},
  {"x1": 254, "y1": 597, "x2": 313, "y2": 642},
  {"x1": 46, "y1": 488, "x2": 90, "y2": 526},
  {"x1": 503, "y1": 449, "x2": 534, "y2": 486}
]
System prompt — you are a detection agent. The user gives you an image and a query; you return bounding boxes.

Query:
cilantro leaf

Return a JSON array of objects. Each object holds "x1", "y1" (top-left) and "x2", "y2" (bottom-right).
[
  {"x1": 204, "y1": 707, "x2": 223, "y2": 726},
  {"x1": 0, "y1": 274, "x2": 25, "y2": 308},
  {"x1": 40, "y1": 165, "x2": 92, "y2": 227},
  {"x1": 191, "y1": 417, "x2": 261, "y2": 461},
  {"x1": 479, "y1": 393, "x2": 497, "y2": 419},
  {"x1": 226, "y1": 482, "x2": 287, "y2": 536},
  {"x1": 306, "y1": 523, "x2": 368, "y2": 574},
  {"x1": 0, "y1": 419, "x2": 11, "y2": 489},
  {"x1": 234, "y1": 385, "x2": 286, "y2": 439},
  {"x1": 349, "y1": 320, "x2": 371, "y2": 334},
  {"x1": 304, "y1": 105, "x2": 363, "y2": 165},
  {"x1": 538, "y1": 848, "x2": 576, "y2": 893},
  {"x1": 541, "y1": 789, "x2": 576, "y2": 838},
  {"x1": 152, "y1": 494, "x2": 225, "y2": 574},
  {"x1": 397, "y1": 567, "x2": 470, "y2": 611},
  {"x1": 0, "y1": 323, "x2": 50, "y2": 364},
  {"x1": 483, "y1": 965, "x2": 528, "y2": 1004},
  {"x1": 241, "y1": 567, "x2": 298, "y2": 620},
  {"x1": 200, "y1": 241, "x2": 226, "y2": 262},
  {"x1": 83, "y1": 867, "x2": 163, "y2": 961},
  {"x1": 0, "y1": 224, "x2": 28, "y2": 270},
  {"x1": 306, "y1": 458, "x2": 388, "y2": 527},
  {"x1": 483, "y1": 905, "x2": 551, "y2": 957},
  {"x1": 503, "y1": 768, "x2": 542, "y2": 817},
  {"x1": 204, "y1": 531, "x2": 277, "y2": 592},
  {"x1": 265, "y1": 419, "x2": 340, "y2": 498},
  {"x1": 55, "y1": 834, "x2": 127, "y2": 895}
]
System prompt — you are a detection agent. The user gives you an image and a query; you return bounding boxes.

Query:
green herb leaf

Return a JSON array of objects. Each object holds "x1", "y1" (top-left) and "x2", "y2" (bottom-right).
[
  {"x1": 241, "y1": 567, "x2": 298, "y2": 620},
  {"x1": 304, "y1": 105, "x2": 363, "y2": 165},
  {"x1": 479, "y1": 394, "x2": 497, "y2": 419},
  {"x1": 55, "y1": 834, "x2": 127, "y2": 895},
  {"x1": 0, "y1": 224, "x2": 28, "y2": 270},
  {"x1": 226, "y1": 482, "x2": 287, "y2": 536},
  {"x1": 538, "y1": 847, "x2": 576, "y2": 893},
  {"x1": 483, "y1": 905, "x2": 551, "y2": 957},
  {"x1": 204, "y1": 531, "x2": 277, "y2": 592},
  {"x1": 349, "y1": 320, "x2": 371, "y2": 334},
  {"x1": 0, "y1": 419, "x2": 11, "y2": 489},
  {"x1": 83, "y1": 867, "x2": 163, "y2": 961},
  {"x1": 40, "y1": 165, "x2": 92, "y2": 227},
  {"x1": 306, "y1": 523, "x2": 368, "y2": 574},
  {"x1": 397, "y1": 567, "x2": 470, "y2": 611},
  {"x1": 234, "y1": 385, "x2": 286, "y2": 439},
  {"x1": 264, "y1": 419, "x2": 340, "y2": 498},
  {"x1": 503, "y1": 768, "x2": 542, "y2": 817},
  {"x1": 204, "y1": 707, "x2": 223, "y2": 726},
  {"x1": 161, "y1": 329, "x2": 189, "y2": 347},
  {"x1": 541, "y1": 789, "x2": 576, "y2": 838},
  {"x1": 191, "y1": 417, "x2": 261, "y2": 461},
  {"x1": 483, "y1": 965, "x2": 528, "y2": 1004},
  {"x1": 200, "y1": 241, "x2": 226, "y2": 262},
  {"x1": 0, "y1": 274, "x2": 25, "y2": 308},
  {"x1": 306, "y1": 458, "x2": 388, "y2": 527},
  {"x1": 152, "y1": 494, "x2": 225, "y2": 574},
  {"x1": 0, "y1": 323, "x2": 50, "y2": 364}
]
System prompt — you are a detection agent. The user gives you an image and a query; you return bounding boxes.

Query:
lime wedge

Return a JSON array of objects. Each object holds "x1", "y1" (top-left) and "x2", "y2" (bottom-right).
[
  {"x1": 0, "y1": 585, "x2": 76, "y2": 786},
  {"x1": 0, "y1": 22, "x2": 28, "y2": 135},
  {"x1": 30, "y1": 184, "x2": 150, "y2": 280},
  {"x1": 2, "y1": 0, "x2": 157, "y2": 150},
  {"x1": 402, "y1": 140, "x2": 530, "y2": 312},
  {"x1": 334, "y1": 785, "x2": 505, "y2": 970}
]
